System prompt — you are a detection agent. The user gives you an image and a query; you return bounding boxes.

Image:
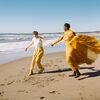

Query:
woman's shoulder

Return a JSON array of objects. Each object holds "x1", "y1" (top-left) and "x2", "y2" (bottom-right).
[
  {"x1": 64, "y1": 29, "x2": 76, "y2": 36},
  {"x1": 69, "y1": 29, "x2": 76, "y2": 36}
]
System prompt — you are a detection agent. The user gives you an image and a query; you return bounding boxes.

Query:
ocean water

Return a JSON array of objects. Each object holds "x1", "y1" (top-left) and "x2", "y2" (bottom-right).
[
  {"x1": 0, "y1": 32, "x2": 65, "y2": 64},
  {"x1": 0, "y1": 32, "x2": 100, "y2": 52},
  {"x1": 0, "y1": 33, "x2": 62, "y2": 52},
  {"x1": 0, "y1": 32, "x2": 100, "y2": 64}
]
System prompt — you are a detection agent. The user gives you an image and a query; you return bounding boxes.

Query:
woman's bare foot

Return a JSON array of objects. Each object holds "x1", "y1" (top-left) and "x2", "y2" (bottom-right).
[
  {"x1": 75, "y1": 70, "x2": 81, "y2": 78},
  {"x1": 38, "y1": 68, "x2": 44, "y2": 74},
  {"x1": 69, "y1": 72, "x2": 76, "y2": 77},
  {"x1": 28, "y1": 72, "x2": 34, "y2": 76},
  {"x1": 28, "y1": 71, "x2": 34, "y2": 76}
]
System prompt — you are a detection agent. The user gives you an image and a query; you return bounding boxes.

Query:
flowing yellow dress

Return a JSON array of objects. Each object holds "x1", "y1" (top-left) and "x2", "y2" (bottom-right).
[{"x1": 52, "y1": 30, "x2": 100, "y2": 72}]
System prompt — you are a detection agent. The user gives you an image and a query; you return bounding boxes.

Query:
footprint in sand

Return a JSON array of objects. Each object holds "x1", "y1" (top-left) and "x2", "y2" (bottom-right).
[
  {"x1": 17, "y1": 90, "x2": 29, "y2": 93},
  {"x1": 47, "y1": 78, "x2": 55, "y2": 82},
  {"x1": 49, "y1": 91, "x2": 60, "y2": 94},
  {"x1": 0, "y1": 84, "x2": 5, "y2": 86},
  {"x1": 79, "y1": 92, "x2": 84, "y2": 100},
  {"x1": 49, "y1": 91, "x2": 56, "y2": 94},
  {"x1": 0, "y1": 91, "x2": 5, "y2": 96},
  {"x1": 17, "y1": 90, "x2": 25, "y2": 92},
  {"x1": 40, "y1": 96, "x2": 45, "y2": 99},
  {"x1": 54, "y1": 64, "x2": 58, "y2": 66},
  {"x1": 7, "y1": 80, "x2": 15, "y2": 85}
]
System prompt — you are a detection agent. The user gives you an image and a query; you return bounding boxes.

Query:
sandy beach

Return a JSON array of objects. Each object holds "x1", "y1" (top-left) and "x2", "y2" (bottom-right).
[
  {"x1": 0, "y1": 0, "x2": 100, "y2": 99},
  {"x1": 0, "y1": 52, "x2": 100, "y2": 100}
]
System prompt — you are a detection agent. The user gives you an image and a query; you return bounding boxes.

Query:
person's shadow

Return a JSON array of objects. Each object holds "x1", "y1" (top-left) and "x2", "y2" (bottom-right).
[
  {"x1": 44, "y1": 66, "x2": 100, "y2": 80},
  {"x1": 78, "y1": 69, "x2": 100, "y2": 80},
  {"x1": 32, "y1": 66, "x2": 100, "y2": 80},
  {"x1": 45, "y1": 66, "x2": 95, "y2": 73}
]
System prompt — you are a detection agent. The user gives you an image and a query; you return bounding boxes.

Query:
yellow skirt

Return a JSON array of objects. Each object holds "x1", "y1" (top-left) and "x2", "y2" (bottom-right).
[{"x1": 66, "y1": 34, "x2": 100, "y2": 66}]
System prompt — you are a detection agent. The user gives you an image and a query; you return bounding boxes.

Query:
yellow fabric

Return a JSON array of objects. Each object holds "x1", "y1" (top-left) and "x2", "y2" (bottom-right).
[
  {"x1": 30, "y1": 47, "x2": 44, "y2": 72},
  {"x1": 52, "y1": 30, "x2": 100, "y2": 72}
]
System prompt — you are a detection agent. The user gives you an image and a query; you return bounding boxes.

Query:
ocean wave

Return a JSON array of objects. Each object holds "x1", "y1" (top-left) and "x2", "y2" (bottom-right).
[
  {"x1": 0, "y1": 33, "x2": 62, "y2": 43},
  {"x1": 0, "y1": 38, "x2": 56, "y2": 53},
  {"x1": 0, "y1": 32, "x2": 100, "y2": 53}
]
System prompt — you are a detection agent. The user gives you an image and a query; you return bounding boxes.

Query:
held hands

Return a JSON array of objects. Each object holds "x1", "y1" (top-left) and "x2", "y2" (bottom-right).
[
  {"x1": 50, "y1": 43, "x2": 54, "y2": 46},
  {"x1": 25, "y1": 42, "x2": 54, "y2": 51}
]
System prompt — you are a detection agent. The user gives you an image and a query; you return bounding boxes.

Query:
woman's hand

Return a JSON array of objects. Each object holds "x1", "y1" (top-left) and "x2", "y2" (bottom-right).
[
  {"x1": 25, "y1": 40, "x2": 34, "y2": 52},
  {"x1": 50, "y1": 43, "x2": 54, "y2": 46}
]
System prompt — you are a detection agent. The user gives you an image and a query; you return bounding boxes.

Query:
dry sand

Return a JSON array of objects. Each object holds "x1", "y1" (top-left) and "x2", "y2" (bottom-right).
[{"x1": 0, "y1": 52, "x2": 100, "y2": 100}]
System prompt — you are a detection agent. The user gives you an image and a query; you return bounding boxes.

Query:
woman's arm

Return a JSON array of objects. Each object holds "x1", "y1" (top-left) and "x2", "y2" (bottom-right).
[
  {"x1": 25, "y1": 40, "x2": 34, "y2": 51},
  {"x1": 50, "y1": 34, "x2": 64, "y2": 46}
]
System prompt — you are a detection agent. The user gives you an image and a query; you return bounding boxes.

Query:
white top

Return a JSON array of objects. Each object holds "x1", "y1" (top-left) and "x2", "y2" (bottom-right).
[{"x1": 31, "y1": 37, "x2": 43, "y2": 49}]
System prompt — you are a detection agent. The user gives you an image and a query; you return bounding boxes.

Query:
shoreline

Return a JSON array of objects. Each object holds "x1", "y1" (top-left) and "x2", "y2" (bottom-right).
[
  {"x1": 0, "y1": 34, "x2": 100, "y2": 64},
  {"x1": 0, "y1": 51, "x2": 65, "y2": 66},
  {"x1": 0, "y1": 42, "x2": 65, "y2": 64}
]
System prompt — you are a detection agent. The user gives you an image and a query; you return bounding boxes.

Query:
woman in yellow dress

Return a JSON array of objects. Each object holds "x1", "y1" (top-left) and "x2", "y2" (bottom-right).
[{"x1": 50, "y1": 23, "x2": 100, "y2": 78}]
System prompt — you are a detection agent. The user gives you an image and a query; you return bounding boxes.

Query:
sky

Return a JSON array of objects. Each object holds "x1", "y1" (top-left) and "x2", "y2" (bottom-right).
[{"x1": 0, "y1": 0, "x2": 100, "y2": 33}]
